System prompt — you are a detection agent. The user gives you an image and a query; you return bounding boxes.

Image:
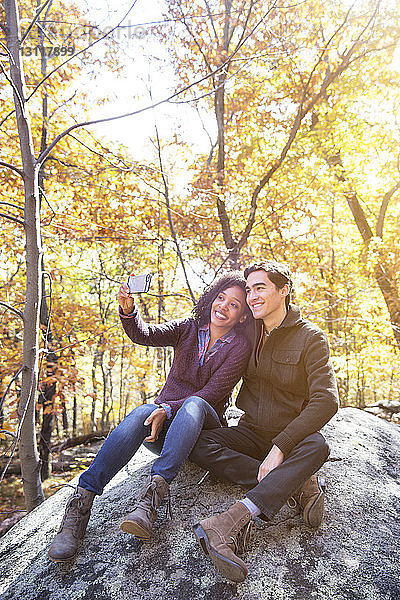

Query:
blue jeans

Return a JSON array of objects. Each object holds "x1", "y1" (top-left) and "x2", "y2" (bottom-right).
[{"x1": 79, "y1": 396, "x2": 221, "y2": 494}]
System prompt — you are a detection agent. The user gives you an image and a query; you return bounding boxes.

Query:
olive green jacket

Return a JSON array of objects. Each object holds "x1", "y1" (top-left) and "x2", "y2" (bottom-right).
[{"x1": 236, "y1": 304, "x2": 339, "y2": 456}]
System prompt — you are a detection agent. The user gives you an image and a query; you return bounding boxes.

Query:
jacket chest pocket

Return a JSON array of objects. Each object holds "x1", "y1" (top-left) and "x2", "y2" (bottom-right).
[{"x1": 269, "y1": 349, "x2": 304, "y2": 392}]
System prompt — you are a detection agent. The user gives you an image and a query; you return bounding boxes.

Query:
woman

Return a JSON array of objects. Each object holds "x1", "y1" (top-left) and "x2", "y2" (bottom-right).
[{"x1": 48, "y1": 272, "x2": 252, "y2": 562}]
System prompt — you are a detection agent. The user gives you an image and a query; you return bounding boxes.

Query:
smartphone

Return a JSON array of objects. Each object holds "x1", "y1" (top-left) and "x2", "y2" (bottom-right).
[{"x1": 126, "y1": 273, "x2": 152, "y2": 294}]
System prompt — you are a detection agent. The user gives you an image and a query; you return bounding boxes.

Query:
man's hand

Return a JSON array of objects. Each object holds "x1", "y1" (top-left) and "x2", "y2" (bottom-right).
[
  {"x1": 144, "y1": 408, "x2": 167, "y2": 442},
  {"x1": 118, "y1": 282, "x2": 135, "y2": 315},
  {"x1": 257, "y1": 444, "x2": 284, "y2": 482}
]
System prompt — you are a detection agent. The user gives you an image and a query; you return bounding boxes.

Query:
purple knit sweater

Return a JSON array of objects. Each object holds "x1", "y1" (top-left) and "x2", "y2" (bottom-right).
[{"x1": 119, "y1": 307, "x2": 251, "y2": 420}]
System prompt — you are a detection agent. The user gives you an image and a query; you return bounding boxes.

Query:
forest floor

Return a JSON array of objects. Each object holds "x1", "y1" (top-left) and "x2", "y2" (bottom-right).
[{"x1": 0, "y1": 441, "x2": 102, "y2": 537}]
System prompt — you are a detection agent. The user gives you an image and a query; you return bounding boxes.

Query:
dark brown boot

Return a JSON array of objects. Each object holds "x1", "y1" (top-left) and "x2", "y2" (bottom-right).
[
  {"x1": 288, "y1": 475, "x2": 326, "y2": 527},
  {"x1": 48, "y1": 486, "x2": 95, "y2": 562},
  {"x1": 120, "y1": 474, "x2": 169, "y2": 540},
  {"x1": 193, "y1": 502, "x2": 255, "y2": 583}
]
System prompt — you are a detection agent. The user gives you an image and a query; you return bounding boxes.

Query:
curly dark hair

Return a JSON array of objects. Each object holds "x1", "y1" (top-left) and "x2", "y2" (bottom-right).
[
  {"x1": 192, "y1": 271, "x2": 252, "y2": 328},
  {"x1": 244, "y1": 260, "x2": 293, "y2": 308}
]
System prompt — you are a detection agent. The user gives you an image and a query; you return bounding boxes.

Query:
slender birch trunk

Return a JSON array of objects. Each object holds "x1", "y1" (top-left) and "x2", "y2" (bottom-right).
[{"x1": 5, "y1": 0, "x2": 45, "y2": 509}]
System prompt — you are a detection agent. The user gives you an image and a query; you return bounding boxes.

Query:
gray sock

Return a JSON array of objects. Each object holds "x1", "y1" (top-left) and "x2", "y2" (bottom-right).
[{"x1": 239, "y1": 497, "x2": 261, "y2": 517}]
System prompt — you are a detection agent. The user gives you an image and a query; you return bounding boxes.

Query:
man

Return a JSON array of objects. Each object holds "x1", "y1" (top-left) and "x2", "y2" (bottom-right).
[{"x1": 190, "y1": 261, "x2": 339, "y2": 582}]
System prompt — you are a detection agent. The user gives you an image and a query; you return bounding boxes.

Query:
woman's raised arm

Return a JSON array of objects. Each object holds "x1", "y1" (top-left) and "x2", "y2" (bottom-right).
[{"x1": 118, "y1": 283, "x2": 188, "y2": 348}]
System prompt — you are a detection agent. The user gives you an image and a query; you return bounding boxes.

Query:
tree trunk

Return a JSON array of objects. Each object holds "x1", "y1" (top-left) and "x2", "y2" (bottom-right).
[
  {"x1": 5, "y1": 0, "x2": 45, "y2": 509},
  {"x1": 91, "y1": 347, "x2": 99, "y2": 429},
  {"x1": 214, "y1": 1, "x2": 236, "y2": 266},
  {"x1": 72, "y1": 392, "x2": 77, "y2": 436},
  {"x1": 156, "y1": 244, "x2": 167, "y2": 377},
  {"x1": 38, "y1": 404, "x2": 53, "y2": 480},
  {"x1": 37, "y1": 3, "x2": 59, "y2": 480},
  {"x1": 325, "y1": 150, "x2": 400, "y2": 348},
  {"x1": 69, "y1": 341, "x2": 78, "y2": 436},
  {"x1": 61, "y1": 401, "x2": 68, "y2": 432},
  {"x1": 38, "y1": 351, "x2": 57, "y2": 480},
  {"x1": 100, "y1": 353, "x2": 107, "y2": 429},
  {"x1": 373, "y1": 264, "x2": 400, "y2": 348}
]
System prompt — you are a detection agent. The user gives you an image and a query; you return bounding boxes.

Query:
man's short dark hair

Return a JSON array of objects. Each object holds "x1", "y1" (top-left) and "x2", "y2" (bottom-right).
[{"x1": 244, "y1": 261, "x2": 293, "y2": 308}]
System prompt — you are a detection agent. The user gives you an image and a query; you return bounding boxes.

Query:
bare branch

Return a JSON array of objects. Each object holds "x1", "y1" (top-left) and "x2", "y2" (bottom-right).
[
  {"x1": 203, "y1": 0, "x2": 219, "y2": 41},
  {"x1": 0, "y1": 365, "x2": 35, "y2": 486},
  {"x1": 37, "y1": 59, "x2": 239, "y2": 165},
  {"x1": 168, "y1": 44, "x2": 258, "y2": 104},
  {"x1": 26, "y1": 1, "x2": 139, "y2": 103},
  {"x1": 299, "y1": 2, "x2": 354, "y2": 98},
  {"x1": 0, "y1": 367, "x2": 24, "y2": 413},
  {"x1": 177, "y1": 0, "x2": 215, "y2": 85},
  {"x1": 45, "y1": 154, "x2": 91, "y2": 173},
  {"x1": 376, "y1": 181, "x2": 400, "y2": 238},
  {"x1": 0, "y1": 108, "x2": 15, "y2": 129},
  {"x1": 194, "y1": 104, "x2": 217, "y2": 165},
  {"x1": 38, "y1": 185, "x2": 56, "y2": 223},
  {"x1": 0, "y1": 212, "x2": 25, "y2": 226},
  {"x1": 234, "y1": 5, "x2": 376, "y2": 255},
  {"x1": 0, "y1": 200, "x2": 24, "y2": 211},
  {"x1": 0, "y1": 60, "x2": 25, "y2": 114},
  {"x1": 0, "y1": 300, "x2": 24, "y2": 320},
  {"x1": 35, "y1": 19, "x2": 53, "y2": 45},
  {"x1": 153, "y1": 120, "x2": 196, "y2": 305},
  {"x1": 347, "y1": 42, "x2": 398, "y2": 66},
  {"x1": 0, "y1": 159, "x2": 24, "y2": 177},
  {"x1": 48, "y1": 91, "x2": 77, "y2": 121},
  {"x1": 0, "y1": 430, "x2": 17, "y2": 438},
  {"x1": 212, "y1": 0, "x2": 279, "y2": 255},
  {"x1": 20, "y1": 0, "x2": 53, "y2": 45},
  {"x1": 0, "y1": 40, "x2": 13, "y2": 61},
  {"x1": 38, "y1": 0, "x2": 280, "y2": 166},
  {"x1": 0, "y1": 255, "x2": 23, "y2": 288},
  {"x1": 230, "y1": 0, "x2": 257, "y2": 55},
  {"x1": 66, "y1": 133, "x2": 131, "y2": 171}
]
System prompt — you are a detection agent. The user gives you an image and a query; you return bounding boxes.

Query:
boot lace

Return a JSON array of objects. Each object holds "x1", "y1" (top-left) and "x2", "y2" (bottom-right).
[
  {"x1": 164, "y1": 488, "x2": 173, "y2": 519},
  {"x1": 230, "y1": 520, "x2": 256, "y2": 556},
  {"x1": 133, "y1": 479, "x2": 173, "y2": 519},
  {"x1": 287, "y1": 488, "x2": 309, "y2": 509},
  {"x1": 59, "y1": 494, "x2": 87, "y2": 529}
]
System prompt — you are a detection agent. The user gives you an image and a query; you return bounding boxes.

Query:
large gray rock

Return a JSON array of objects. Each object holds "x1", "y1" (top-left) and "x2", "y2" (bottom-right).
[{"x1": 0, "y1": 408, "x2": 399, "y2": 600}]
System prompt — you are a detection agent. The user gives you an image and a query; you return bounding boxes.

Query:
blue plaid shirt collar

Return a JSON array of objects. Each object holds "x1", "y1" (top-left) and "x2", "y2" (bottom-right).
[{"x1": 197, "y1": 324, "x2": 236, "y2": 366}]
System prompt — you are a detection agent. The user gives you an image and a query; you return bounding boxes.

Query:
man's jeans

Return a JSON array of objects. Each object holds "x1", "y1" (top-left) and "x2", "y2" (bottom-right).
[
  {"x1": 79, "y1": 396, "x2": 221, "y2": 495},
  {"x1": 190, "y1": 423, "x2": 329, "y2": 519}
]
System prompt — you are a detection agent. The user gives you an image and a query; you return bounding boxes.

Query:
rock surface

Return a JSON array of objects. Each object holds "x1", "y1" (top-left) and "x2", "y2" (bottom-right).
[{"x1": 0, "y1": 407, "x2": 399, "y2": 600}]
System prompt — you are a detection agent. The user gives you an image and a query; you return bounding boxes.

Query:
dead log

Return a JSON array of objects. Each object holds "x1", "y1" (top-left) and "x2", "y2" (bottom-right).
[
  {"x1": 364, "y1": 402, "x2": 400, "y2": 415},
  {"x1": 1, "y1": 430, "x2": 109, "y2": 477},
  {"x1": 51, "y1": 430, "x2": 109, "y2": 453}
]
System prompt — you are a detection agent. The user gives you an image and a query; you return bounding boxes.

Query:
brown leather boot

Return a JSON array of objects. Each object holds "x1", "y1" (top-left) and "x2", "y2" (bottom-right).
[
  {"x1": 48, "y1": 486, "x2": 95, "y2": 562},
  {"x1": 288, "y1": 475, "x2": 326, "y2": 527},
  {"x1": 192, "y1": 501, "x2": 255, "y2": 583},
  {"x1": 120, "y1": 474, "x2": 170, "y2": 540}
]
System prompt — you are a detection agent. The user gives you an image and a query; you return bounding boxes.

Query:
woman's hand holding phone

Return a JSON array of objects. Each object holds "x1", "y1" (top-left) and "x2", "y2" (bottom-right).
[{"x1": 118, "y1": 283, "x2": 135, "y2": 315}]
